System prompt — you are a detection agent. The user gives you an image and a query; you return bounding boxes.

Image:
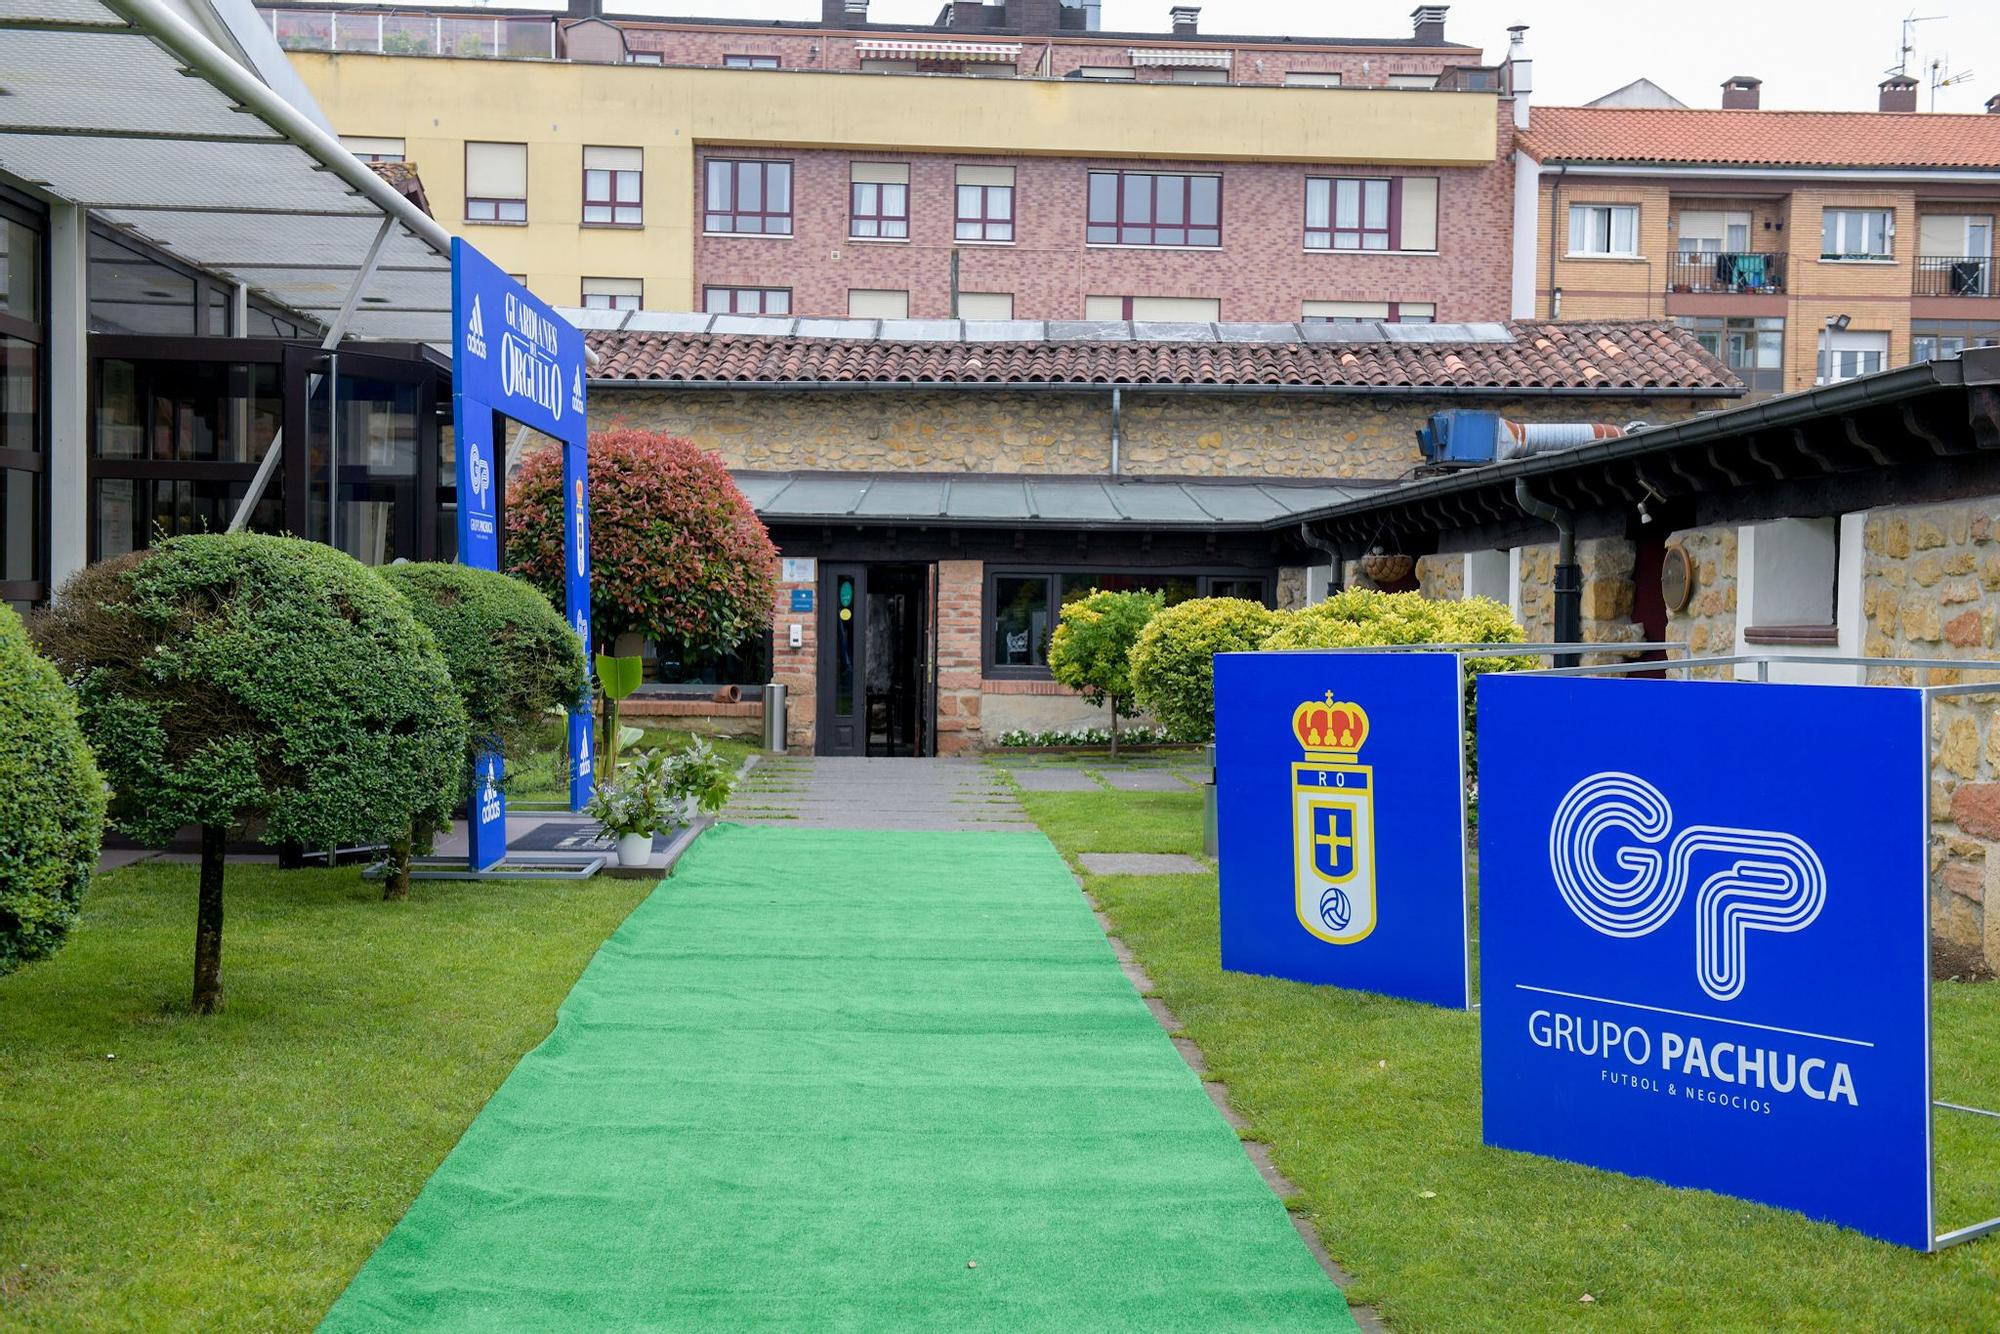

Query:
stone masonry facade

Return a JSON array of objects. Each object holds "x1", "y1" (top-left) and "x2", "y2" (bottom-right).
[
  {"x1": 1858, "y1": 502, "x2": 2000, "y2": 977},
  {"x1": 597, "y1": 389, "x2": 1691, "y2": 482},
  {"x1": 692, "y1": 112, "x2": 1515, "y2": 323}
]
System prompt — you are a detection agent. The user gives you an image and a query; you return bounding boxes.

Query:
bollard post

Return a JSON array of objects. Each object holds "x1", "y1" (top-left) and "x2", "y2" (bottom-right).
[
  {"x1": 1203, "y1": 741, "x2": 1218, "y2": 857},
  {"x1": 762, "y1": 681, "x2": 788, "y2": 754}
]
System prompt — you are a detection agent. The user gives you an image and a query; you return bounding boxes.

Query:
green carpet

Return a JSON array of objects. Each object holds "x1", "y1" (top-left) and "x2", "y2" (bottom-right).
[{"x1": 322, "y1": 824, "x2": 1353, "y2": 1330}]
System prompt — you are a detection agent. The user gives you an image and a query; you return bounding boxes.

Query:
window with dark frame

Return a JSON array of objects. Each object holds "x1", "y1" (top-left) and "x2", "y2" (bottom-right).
[
  {"x1": 704, "y1": 158, "x2": 793, "y2": 235},
  {"x1": 465, "y1": 141, "x2": 527, "y2": 223},
  {"x1": 583, "y1": 146, "x2": 642, "y2": 226},
  {"x1": 0, "y1": 189, "x2": 46, "y2": 610},
  {"x1": 850, "y1": 179, "x2": 910, "y2": 240},
  {"x1": 1304, "y1": 176, "x2": 1398, "y2": 251},
  {"x1": 723, "y1": 53, "x2": 779, "y2": 67},
  {"x1": 956, "y1": 175, "x2": 1014, "y2": 242},
  {"x1": 1086, "y1": 170, "x2": 1221, "y2": 247},
  {"x1": 984, "y1": 569, "x2": 1270, "y2": 674},
  {"x1": 702, "y1": 286, "x2": 791, "y2": 315}
]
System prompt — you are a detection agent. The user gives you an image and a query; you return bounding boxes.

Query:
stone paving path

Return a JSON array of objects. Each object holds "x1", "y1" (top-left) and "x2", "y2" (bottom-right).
[{"x1": 721, "y1": 756, "x2": 1035, "y2": 832}]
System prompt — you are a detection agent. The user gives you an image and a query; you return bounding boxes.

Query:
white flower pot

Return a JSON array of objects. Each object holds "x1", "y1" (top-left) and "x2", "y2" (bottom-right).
[{"x1": 616, "y1": 832, "x2": 653, "y2": 865}]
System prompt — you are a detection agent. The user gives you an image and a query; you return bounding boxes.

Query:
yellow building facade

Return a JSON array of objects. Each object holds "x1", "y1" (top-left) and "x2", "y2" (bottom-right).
[{"x1": 287, "y1": 52, "x2": 1507, "y2": 319}]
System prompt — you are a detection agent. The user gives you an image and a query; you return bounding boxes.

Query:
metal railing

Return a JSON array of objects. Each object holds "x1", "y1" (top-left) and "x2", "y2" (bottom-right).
[
  {"x1": 1915, "y1": 256, "x2": 1994, "y2": 298},
  {"x1": 259, "y1": 8, "x2": 558, "y2": 59},
  {"x1": 1665, "y1": 250, "x2": 1786, "y2": 295}
]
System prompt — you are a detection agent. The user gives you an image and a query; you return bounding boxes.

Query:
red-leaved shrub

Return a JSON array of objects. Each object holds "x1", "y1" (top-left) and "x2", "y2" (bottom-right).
[{"x1": 507, "y1": 430, "x2": 778, "y2": 655}]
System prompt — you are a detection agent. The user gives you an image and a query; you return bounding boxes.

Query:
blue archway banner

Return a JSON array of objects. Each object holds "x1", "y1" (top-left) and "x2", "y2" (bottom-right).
[{"x1": 450, "y1": 239, "x2": 594, "y2": 869}]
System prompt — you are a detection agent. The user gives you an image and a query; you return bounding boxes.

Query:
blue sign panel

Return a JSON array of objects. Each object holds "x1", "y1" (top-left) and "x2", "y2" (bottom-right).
[
  {"x1": 562, "y1": 440, "x2": 595, "y2": 810},
  {"x1": 450, "y1": 238, "x2": 588, "y2": 445},
  {"x1": 1216, "y1": 651, "x2": 1470, "y2": 1009},
  {"x1": 791, "y1": 588, "x2": 814, "y2": 613},
  {"x1": 468, "y1": 748, "x2": 507, "y2": 872},
  {"x1": 455, "y1": 405, "x2": 499, "y2": 571},
  {"x1": 1479, "y1": 675, "x2": 1930, "y2": 1249}
]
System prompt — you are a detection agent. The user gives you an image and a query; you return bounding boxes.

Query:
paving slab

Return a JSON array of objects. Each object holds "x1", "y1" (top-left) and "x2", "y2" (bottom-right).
[
  {"x1": 1078, "y1": 853, "x2": 1211, "y2": 876},
  {"x1": 1099, "y1": 770, "x2": 1193, "y2": 792},
  {"x1": 722, "y1": 757, "x2": 1032, "y2": 831},
  {"x1": 1009, "y1": 767, "x2": 1100, "y2": 792}
]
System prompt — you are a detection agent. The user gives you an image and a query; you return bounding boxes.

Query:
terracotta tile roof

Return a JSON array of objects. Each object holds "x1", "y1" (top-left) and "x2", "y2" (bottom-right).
[
  {"x1": 587, "y1": 321, "x2": 1739, "y2": 394},
  {"x1": 1519, "y1": 105, "x2": 2000, "y2": 169},
  {"x1": 365, "y1": 160, "x2": 432, "y2": 217}
]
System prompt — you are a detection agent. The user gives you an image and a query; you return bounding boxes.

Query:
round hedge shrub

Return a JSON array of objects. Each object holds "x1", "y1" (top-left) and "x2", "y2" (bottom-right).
[
  {"x1": 34, "y1": 535, "x2": 468, "y2": 1011},
  {"x1": 1047, "y1": 588, "x2": 1163, "y2": 755},
  {"x1": 1128, "y1": 597, "x2": 1280, "y2": 743},
  {"x1": 506, "y1": 430, "x2": 778, "y2": 658},
  {"x1": 375, "y1": 562, "x2": 586, "y2": 758},
  {"x1": 0, "y1": 603, "x2": 106, "y2": 975}
]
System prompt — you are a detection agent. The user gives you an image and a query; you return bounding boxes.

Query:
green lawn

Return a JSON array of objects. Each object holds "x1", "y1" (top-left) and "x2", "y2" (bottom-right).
[
  {"x1": 1012, "y1": 778, "x2": 2000, "y2": 1332},
  {"x1": 506, "y1": 720, "x2": 758, "y2": 807},
  {"x1": 0, "y1": 861, "x2": 654, "y2": 1329}
]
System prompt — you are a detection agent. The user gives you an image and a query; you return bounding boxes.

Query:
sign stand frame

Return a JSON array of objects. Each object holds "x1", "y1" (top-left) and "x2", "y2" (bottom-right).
[
  {"x1": 1508, "y1": 649, "x2": 2000, "y2": 1253},
  {"x1": 439, "y1": 238, "x2": 598, "y2": 876}
]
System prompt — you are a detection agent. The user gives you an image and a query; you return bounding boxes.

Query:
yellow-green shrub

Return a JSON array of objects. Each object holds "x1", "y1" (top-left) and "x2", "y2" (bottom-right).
[{"x1": 1127, "y1": 597, "x2": 1280, "y2": 742}]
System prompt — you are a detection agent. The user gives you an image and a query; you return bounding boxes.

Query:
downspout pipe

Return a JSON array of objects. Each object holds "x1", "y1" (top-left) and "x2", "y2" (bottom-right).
[
  {"x1": 1109, "y1": 386, "x2": 1122, "y2": 476},
  {"x1": 1514, "y1": 477, "x2": 1581, "y2": 666},
  {"x1": 1298, "y1": 522, "x2": 1343, "y2": 598}
]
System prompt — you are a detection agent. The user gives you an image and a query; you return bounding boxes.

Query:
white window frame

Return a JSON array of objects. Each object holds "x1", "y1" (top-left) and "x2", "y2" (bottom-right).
[
  {"x1": 1567, "y1": 203, "x2": 1639, "y2": 257},
  {"x1": 581, "y1": 277, "x2": 642, "y2": 311},
  {"x1": 1820, "y1": 208, "x2": 1893, "y2": 261}
]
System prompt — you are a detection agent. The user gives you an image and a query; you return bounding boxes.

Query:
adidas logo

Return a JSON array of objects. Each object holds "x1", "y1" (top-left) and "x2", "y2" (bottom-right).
[{"x1": 464, "y1": 295, "x2": 488, "y2": 359}]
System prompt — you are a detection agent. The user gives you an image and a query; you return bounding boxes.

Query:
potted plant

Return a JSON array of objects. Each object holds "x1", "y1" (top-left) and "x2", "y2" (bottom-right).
[
  {"x1": 587, "y1": 748, "x2": 678, "y2": 865},
  {"x1": 587, "y1": 737, "x2": 739, "y2": 865}
]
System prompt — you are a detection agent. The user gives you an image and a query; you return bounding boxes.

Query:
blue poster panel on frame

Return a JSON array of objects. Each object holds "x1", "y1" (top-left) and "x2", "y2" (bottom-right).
[
  {"x1": 1216, "y1": 651, "x2": 1471, "y2": 1010},
  {"x1": 1478, "y1": 674, "x2": 1931, "y2": 1250}
]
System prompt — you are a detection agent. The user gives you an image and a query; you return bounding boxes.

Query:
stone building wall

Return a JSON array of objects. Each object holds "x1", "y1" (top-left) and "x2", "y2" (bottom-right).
[
  {"x1": 1659, "y1": 525, "x2": 1738, "y2": 678},
  {"x1": 1858, "y1": 501, "x2": 2000, "y2": 976},
  {"x1": 1414, "y1": 553, "x2": 1464, "y2": 601},
  {"x1": 594, "y1": 389, "x2": 1707, "y2": 483}
]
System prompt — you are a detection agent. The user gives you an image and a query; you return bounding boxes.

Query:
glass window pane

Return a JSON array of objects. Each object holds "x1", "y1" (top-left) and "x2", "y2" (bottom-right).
[
  {"x1": 957, "y1": 184, "x2": 979, "y2": 219},
  {"x1": 991, "y1": 576, "x2": 1049, "y2": 666},
  {"x1": 1, "y1": 217, "x2": 41, "y2": 325},
  {"x1": 1305, "y1": 179, "x2": 1330, "y2": 230},
  {"x1": 1363, "y1": 180, "x2": 1388, "y2": 230},
  {"x1": 706, "y1": 159, "x2": 730, "y2": 209},
  {"x1": 990, "y1": 188, "x2": 1012, "y2": 221},
  {"x1": 1335, "y1": 179, "x2": 1360, "y2": 228},
  {"x1": 1, "y1": 337, "x2": 37, "y2": 455},
  {"x1": 738, "y1": 164, "x2": 762, "y2": 212},
  {"x1": 1127, "y1": 178, "x2": 1153, "y2": 224},
  {"x1": 0, "y1": 467, "x2": 36, "y2": 583},
  {"x1": 766, "y1": 164, "x2": 791, "y2": 213},
  {"x1": 989, "y1": 222, "x2": 1013, "y2": 242},
  {"x1": 1088, "y1": 173, "x2": 1118, "y2": 224},
  {"x1": 767, "y1": 290, "x2": 789, "y2": 315},
  {"x1": 1157, "y1": 176, "x2": 1185, "y2": 225},
  {"x1": 88, "y1": 232, "x2": 196, "y2": 335},
  {"x1": 1189, "y1": 176, "x2": 1218, "y2": 226}
]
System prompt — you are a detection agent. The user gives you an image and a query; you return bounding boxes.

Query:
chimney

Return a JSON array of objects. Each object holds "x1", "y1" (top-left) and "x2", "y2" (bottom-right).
[
  {"x1": 820, "y1": 0, "x2": 862, "y2": 24},
  {"x1": 950, "y1": 0, "x2": 984, "y2": 27},
  {"x1": 1988, "y1": 93, "x2": 2000, "y2": 114},
  {"x1": 1720, "y1": 75, "x2": 1761, "y2": 109},
  {"x1": 1410, "y1": 5, "x2": 1448, "y2": 45},
  {"x1": 1169, "y1": 4, "x2": 1198, "y2": 36},
  {"x1": 1017, "y1": 0, "x2": 1061, "y2": 35},
  {"x1": 1879, "y1": 74, "x2": 1918, "y2": 112},
  {"x1": 1506, "y1": 24, "x2": 1531, "y2": 130}
]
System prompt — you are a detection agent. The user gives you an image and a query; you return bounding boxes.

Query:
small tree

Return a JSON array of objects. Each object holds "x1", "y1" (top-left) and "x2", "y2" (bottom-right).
[
  {"x1": 0, "y1": 604, "x2": 106, "y2": 976},
  {"x1": 1128, "y1": 597, "x2": 1281, "y2": 743},
  {"x1": 506, "y1": 431, "x2": 778, "y2": 658},
  {"x1": 1047, "y1": 589, "x2": 1163, "y2": 757},
  {"x1": 374, "y1": 563, "x2": 586, "y2": 900},
  {"x1": 35, "y1": 535, "x2": 465, "y2": 1013}
]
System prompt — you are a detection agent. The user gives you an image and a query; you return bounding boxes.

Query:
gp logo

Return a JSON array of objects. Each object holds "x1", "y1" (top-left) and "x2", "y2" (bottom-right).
[{"x1": 1549, "y1": 773, "x2": 1827, "y2": 1002}]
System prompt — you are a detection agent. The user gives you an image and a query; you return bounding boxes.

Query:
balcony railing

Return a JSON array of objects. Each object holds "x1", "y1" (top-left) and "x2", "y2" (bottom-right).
[
  {"x1": 1665, "y1": 251, "x2": 1786, "y2": 295},
  {"x1": 1915, "y1": 256, "x2": 1994, "y2": 297},
  {"x1": 258, "y1": 9, "x2": 557, "y2": 60}
]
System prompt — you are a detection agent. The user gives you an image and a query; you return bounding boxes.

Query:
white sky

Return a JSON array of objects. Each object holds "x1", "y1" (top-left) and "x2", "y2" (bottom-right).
[{"x1": 580, "y1": 0, "x2": 2000, "y2": 114}]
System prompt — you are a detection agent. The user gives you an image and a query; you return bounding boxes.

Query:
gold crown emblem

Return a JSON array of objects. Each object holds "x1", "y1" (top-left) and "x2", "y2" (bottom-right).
[{"x1": 1292, "y1": 691, "x2": 1370, "y2": 757}]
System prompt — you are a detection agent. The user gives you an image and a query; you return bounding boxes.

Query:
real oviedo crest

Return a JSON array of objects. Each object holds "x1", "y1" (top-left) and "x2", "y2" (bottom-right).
[{"x1": 1291, "y1": 692, "x2": 1376, "y2": 944}]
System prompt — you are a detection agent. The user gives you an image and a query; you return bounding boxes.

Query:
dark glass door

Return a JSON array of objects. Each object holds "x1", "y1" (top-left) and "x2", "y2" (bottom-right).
[{"x1": 818, "y1": 563, "x2": 866, "y2": 756}]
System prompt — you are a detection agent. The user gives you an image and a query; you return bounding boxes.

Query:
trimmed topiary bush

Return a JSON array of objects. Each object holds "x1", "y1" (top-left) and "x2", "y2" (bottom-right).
[
  {"x1": 0, "y1": 603, "x2": 106, "y2": 976},
  {"x1": 506, "y1": 430, "x2": 778, "y2": 659},
  {"x1": 1127, "y1": 597, "x2": 1281, "y2": 743},
  {"x1": 374, "y1": 562, "x2": 587, "y2": 898},
  {"x1": 1047, "y1": 588, "x2": 1163, "y2": 757},
  {"x1": 34, "y1": 534, "x2": 467, "y2": 1013}
]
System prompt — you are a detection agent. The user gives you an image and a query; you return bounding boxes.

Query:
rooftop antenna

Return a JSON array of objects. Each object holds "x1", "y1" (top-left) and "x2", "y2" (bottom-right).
[
  {"x1": 1889, "y1": 12, "x2": 1944, "y2": 80},
  {"x1": 1930, "y1": 55, "x2": 1976, "y2": 111}
]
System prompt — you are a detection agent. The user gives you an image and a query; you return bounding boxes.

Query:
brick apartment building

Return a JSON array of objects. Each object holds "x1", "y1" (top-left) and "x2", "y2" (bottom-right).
[
  {"x1": 265, "y1": 0, "x2": 1521, "y2": 323},
  {"x1": 1519, "y1": 76, "x2": 2000, "y2": 395}
]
